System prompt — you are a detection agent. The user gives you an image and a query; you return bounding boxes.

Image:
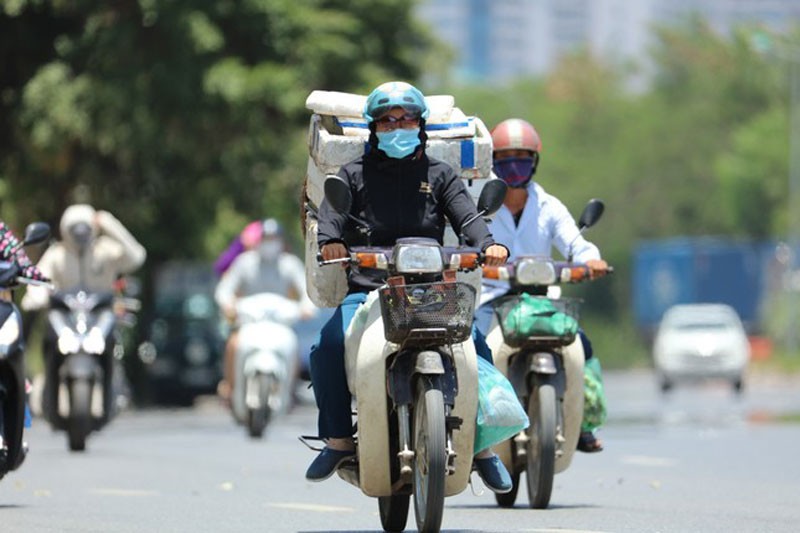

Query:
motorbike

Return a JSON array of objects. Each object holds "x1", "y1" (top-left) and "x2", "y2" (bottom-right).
[
  {"x1": 45, "y1": 288, "x2": 139, "y2": 451},
  {"x1": 43, "y1": 220, "x2": 141, "y2": 452},
  {"x1": 482, "y1": 199, "x2": 609, "y2": 509},
  {"x1": 0, "y1": 222, "x2": 51, "y2": 479},
  {"x1": 230, "y1": 292, "x2": 301, "y2": 438},
  {"x1": 302, "y1": 175, "x2": 506, "y2": 533}
]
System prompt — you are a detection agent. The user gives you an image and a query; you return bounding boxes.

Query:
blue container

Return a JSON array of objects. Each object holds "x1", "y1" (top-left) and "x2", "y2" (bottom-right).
[{"x1": 632, "y1": 238, "x2": 767, "y2": 332}]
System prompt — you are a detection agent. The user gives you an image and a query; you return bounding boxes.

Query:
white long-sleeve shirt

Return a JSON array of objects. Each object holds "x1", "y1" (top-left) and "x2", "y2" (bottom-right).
[
  {"x1": 214, "y1": 250, "x2": 314, "y2": 315},
  {"x1": 481, "y1": 181, "x2": 601, "y2": 305}
]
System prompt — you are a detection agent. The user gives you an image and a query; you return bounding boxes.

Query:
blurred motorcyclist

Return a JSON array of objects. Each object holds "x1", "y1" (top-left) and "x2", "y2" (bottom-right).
[
  {"x1": 0, "y1": 220, "x2": 49, "y2": 461},
  {"x1": 476, "y1": 118, "x2": 609, "y2": 452},
  {"x1": 21, "y1": 205, "x2": 146, "y2": 311},
  {"x1": 20, "y1": 204, "x2": 146, "y2": 425},
  {"x1": 214, "y1": 218, "x2": 314, "y2": 402}
]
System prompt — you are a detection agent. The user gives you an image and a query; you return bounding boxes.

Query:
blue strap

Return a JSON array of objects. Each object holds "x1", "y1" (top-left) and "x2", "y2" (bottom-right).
[
  {"x1": 335, "y1": 119, "x2": 471, "y2": 130},
  {"x1": 460, "y1": 139, "x2": 475, "y2": 168}
]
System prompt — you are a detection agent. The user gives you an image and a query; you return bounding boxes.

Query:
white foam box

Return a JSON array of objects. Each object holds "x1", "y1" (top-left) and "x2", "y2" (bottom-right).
[{"x1": 304, "y1": 212, "x2": 349, "y2": 308}]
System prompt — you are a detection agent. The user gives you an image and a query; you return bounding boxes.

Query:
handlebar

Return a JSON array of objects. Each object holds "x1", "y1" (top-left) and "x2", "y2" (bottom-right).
[
  {"x1": 16, "y1": 277, "x2": 56, "y2": 290},
  {"x1": 482, "y1": 259, "x2": 614, "y2": 285}
]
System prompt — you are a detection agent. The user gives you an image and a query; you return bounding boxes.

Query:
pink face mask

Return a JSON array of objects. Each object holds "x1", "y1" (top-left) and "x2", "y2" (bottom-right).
[{"x1": 493, "y1": 156, "x2": 537, "y2": 188}]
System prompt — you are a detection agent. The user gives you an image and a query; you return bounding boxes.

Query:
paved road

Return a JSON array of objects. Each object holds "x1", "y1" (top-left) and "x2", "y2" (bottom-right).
[{"x1": 1, "y1": 369, "x2": 798, "y2": 532}]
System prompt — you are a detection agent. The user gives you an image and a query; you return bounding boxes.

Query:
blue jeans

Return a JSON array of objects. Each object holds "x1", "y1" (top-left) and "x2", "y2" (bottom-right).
[{"x1": 309, "y1": 292, "x2": 493, "y2": 438}]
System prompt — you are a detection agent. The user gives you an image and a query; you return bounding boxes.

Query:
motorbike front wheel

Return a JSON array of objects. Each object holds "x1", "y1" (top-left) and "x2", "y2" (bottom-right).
[
  {"x1": 68, "y1": 379, "x2": 93, "y2": 452},
  {"x1": 246, "y1": 373, "x2": 273, "y2": 438},
  {"x1": 526, "y1": 377, "x2": 557, "y2": 509},
  {"x1": 412, "y1": 379, "x2": 446, "y2": 533}
]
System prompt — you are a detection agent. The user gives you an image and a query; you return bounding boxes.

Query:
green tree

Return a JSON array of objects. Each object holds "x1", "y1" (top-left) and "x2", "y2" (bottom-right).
[{"x1": 0, "y1": 0, "x2": 437, "y2": 261}]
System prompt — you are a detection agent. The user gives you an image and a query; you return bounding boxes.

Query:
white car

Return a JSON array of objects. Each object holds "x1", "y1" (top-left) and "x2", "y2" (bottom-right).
[{"x1": 653, "y1": 303, "x2": 750, "y2": 393}]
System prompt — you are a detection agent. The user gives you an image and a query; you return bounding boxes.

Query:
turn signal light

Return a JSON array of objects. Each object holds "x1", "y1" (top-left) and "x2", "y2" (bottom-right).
[{"x1": 355, "y1": 252, "x2": 388, "y2": 270}]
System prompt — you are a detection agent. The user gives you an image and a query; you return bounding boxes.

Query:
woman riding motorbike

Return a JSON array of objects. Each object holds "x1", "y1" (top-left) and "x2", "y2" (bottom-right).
[
  {"x1": 306, "y1": 81, "x2": 513, "y2": 493},
  {"x1": 214, "y1": 218, "x2": 314, "y2": 402},
  {"x1": 474, "y1": 118, "x2": 609, "y2": 451}
]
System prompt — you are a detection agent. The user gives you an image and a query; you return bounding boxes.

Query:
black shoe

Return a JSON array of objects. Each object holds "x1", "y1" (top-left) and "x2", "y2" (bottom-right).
[
  {"x1": 577, "y1": 431, "x2": 603, "y2": 453},
  {"x1": 305, "y1": 447, "x2": 356, "y2": 482}
]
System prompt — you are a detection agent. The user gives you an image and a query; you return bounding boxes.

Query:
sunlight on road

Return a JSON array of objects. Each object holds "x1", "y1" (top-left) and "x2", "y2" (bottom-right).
[{"x1": 267, "y1": 502, "x2": 355, "y2": 513}]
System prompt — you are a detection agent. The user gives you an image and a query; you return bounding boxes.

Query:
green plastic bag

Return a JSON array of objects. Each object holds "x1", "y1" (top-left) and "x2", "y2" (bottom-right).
[
  {"x1": 474, "y1": 357, "x2": 529, "y2": 454},
  {"x1": 581, "y1": 357, "x2": 607, "y2": 432},
  {"x1": 502, "y1": 294, "x2": 578, "y2": 338}
]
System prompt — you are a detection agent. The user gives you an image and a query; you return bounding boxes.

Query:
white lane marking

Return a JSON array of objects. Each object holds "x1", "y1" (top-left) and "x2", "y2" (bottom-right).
[
  {"x1": 621, "y1": 455, "x2": 678, "y2": 467},
  {"x1": 522, "y1": 529, "x2": 614, "y2": 533},
  {"x1": 268, "y1": 502, "x2": 355, "y2": 513},
  {"x1": 89, "y1": 488, "x2": 159, "y2": 497}
]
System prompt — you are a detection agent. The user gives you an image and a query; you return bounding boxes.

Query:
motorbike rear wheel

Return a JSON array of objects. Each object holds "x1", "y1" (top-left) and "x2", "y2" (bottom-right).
[
  {"x1": 526, "y1": 377, "x2": 556, "y2": 509},
  {"x1": 412, "y1": 379, "x2": 446, "y2": 533},
  {"x1": 495, "y1": 471, "x2": 521, "y2": 507},
  {"x1": 378, "y1": 494, "x2": 410, "y2": 532},
  {"x1": 68, "y1": 379, "x2": 93, "y2": 452}
]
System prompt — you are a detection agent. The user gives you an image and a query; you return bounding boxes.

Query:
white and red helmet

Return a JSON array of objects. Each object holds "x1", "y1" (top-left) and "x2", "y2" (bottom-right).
[{"x1": 490, "y1": 118, "x2": 542, "y2": 155}]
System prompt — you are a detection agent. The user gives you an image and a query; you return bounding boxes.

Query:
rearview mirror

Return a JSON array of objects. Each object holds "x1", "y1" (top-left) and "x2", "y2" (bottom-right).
[
  {"x1": 323, "y1": 175, "x2": 352, "y2": 214},
  {"x1": 23, "y1": 222, "x2": 51, "y2": 247},
  {"x1": 578, "y1": 199, "x2": 604, "y2": 230},
  {"x1": 477, "y1": 179, "x2": 507, "y2": 216}
]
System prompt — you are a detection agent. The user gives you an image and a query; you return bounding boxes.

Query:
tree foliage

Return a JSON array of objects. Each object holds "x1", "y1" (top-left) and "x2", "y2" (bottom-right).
[{"x1": 0, "y1": 0, "x2": 436, "y2": 261}]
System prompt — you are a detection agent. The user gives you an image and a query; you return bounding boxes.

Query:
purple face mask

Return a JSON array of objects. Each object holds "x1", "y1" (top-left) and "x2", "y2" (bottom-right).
[{"x1": 493, "y1": 156, "x2": 536, "y2": 188}]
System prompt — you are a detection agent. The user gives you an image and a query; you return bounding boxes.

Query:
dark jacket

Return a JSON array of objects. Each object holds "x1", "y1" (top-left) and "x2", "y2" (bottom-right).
[{"x1": 317, "y1": 149, "x2": 498, "y2": 293}]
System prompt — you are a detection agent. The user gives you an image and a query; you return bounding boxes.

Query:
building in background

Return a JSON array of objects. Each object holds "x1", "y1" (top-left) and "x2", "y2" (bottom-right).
[{"x1": 416, "y1": 0, "x2": 800, "y2": 84}]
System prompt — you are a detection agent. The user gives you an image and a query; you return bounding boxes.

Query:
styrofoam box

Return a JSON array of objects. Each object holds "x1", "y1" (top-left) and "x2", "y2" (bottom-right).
[
  {"x1": 306, "y1": 113, "x2": 493, "y2": 199},
  {"x1": 305, "y1": 213, "x2": 349, "y2": 308},
  {"x1": 305, "y1": 90, "x2": 455, "y2": 125}
]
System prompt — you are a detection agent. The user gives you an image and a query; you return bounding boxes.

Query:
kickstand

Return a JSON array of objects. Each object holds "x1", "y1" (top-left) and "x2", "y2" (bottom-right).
[
  {"x1": 468, "y1": 471, "x2": 485, "y2": 496},
  {"x1": 298, "y1": 435, "x2": 326, "y2": 452}
]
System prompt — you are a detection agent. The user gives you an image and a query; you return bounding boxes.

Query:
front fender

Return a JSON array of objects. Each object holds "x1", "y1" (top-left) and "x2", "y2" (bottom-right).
[
  {"x1": 243, "y1": 351, "x2": 282, "y2": 377},
  {"x1": 60, "y1": 352, "x2": 100, "y2": 380},
  {"x1": 507, "y1": 350, "x2": 557, "y2": 397}
]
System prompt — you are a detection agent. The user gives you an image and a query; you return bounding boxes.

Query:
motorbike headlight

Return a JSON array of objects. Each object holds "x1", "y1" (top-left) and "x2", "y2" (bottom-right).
[
  {"x1": 394, "y1": 244, "x2": 443, "y2": 274},
  {"x1": 57, "y1": 328, "x2": 81, "y2": 355},
  {"x1": 515, "y1": 258, "x2": 557, "y2": 286},
  {"x1": 0, "y1": 315, "x2": 20, "y2": 353},
  {"x1": 82, "y1": 327, "x2": 106, "y2": 355}
]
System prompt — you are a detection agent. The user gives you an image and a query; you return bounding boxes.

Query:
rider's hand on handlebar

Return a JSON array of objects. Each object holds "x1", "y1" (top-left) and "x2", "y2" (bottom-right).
[
  {"x1": 586, "y1": 259, "x2": 609, "y2": 279},
  {"x1": 483, "y1": 244, "x2": 508, "y2": 267},
  {"x1": 20, "y1": 263, "x2": 49, "y2": 282},
  {"x1": 320, "y1": 243, "x2": 349, "y2": 268}
]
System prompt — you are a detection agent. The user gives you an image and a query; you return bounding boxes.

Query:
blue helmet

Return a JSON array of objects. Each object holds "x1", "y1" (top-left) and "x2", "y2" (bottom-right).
[{"x1": 363, "y1": 81, "x2": 430, "y2": 123}]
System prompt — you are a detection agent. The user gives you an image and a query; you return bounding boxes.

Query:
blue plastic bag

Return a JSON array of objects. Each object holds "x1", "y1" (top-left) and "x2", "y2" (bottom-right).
[{"x1": 474, "y1": 357, "x2": 529, "y2": 454}]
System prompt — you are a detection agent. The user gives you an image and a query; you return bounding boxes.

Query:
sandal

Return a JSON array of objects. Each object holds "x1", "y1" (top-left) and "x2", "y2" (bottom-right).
[{"x1": 577, "y1": 431, "x2": 603, "y2": 453}]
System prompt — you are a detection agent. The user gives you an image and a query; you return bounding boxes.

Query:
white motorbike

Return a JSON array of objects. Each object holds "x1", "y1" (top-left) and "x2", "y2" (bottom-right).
[
  {"x1": 482, "y1": 199, "x2": 609, "y2": 509},
  {"x1": 231, "y1": 292, "x2": 301, "y2": 438},
  {"x1": 302, "y1": 176, "x2": 506, "y2": 533}
]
